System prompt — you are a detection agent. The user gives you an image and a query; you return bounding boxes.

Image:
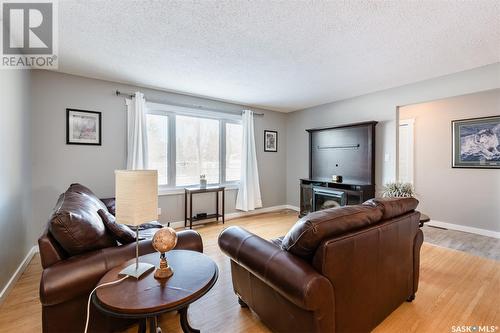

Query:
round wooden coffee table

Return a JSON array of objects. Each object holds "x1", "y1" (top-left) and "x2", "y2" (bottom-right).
[{"x1": 93, "y1": 250, "x2": 218, "y2": 333}]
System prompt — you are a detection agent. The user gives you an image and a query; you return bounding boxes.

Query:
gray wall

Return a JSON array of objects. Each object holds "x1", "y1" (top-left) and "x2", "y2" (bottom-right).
[
  {"x1": 400, "y1": 89, "x2": 500, "y2": 232},
  {"x1": 30, "y1": 70, "x2": 287, "y2": 244},
  {"x1": 286, "y1": 63, "x2": 500, "y2": 208},
  {"x1": 0, "y1": 70, "x2": 32, "y2": 292},
  {"x1": 4, "y1": 62, "x2": 499, "y2": 294}
]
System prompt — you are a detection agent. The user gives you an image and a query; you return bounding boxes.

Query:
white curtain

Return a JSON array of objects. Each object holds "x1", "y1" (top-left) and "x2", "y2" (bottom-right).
[
  {"x1": 236, "y1": 110, "x2": 262, "y2": 211},
  {"x1": 126, "y1": 92, "x2": 148, "y2": 169}
]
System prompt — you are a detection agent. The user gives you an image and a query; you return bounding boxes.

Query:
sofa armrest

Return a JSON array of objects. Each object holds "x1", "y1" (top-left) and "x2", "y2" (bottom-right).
[
  {"x1": 40, "y1": 239, "x2": 155, "y2": 306},
  {"x1": 38, "y1": 229, "x2": 66, "y2": 269},
  {"x1": 218, "y1": 226, "x2": 333, "y2": 310},
  {"x1": 175, "y1": 229, "x2": 203, "y2": 253},
  {"x1": 40, "y1": 229, "x2": 203, "y2": 306}
]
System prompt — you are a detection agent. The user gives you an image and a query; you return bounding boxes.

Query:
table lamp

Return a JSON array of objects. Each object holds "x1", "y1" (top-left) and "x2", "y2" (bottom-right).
[{"x1": 115, "y1": 170, "x2": 158, "y2": 278}]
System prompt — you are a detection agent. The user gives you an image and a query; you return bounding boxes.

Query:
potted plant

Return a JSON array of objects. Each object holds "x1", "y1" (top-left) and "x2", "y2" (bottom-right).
[
  {"x1": 382, "y1": 182, "x2": 415, "y2": 198},
  {"x1": 199, "y1": 174, "x2": 207, "y2": 188}
]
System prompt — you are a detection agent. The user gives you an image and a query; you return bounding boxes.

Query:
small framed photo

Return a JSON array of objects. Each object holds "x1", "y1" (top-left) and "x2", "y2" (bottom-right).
[
  {"x1": 452, "y1": 115, "x2": 500, "y2": 168},
  {"x1": 66, "y1": 108, "x2": 102, "y2": 145},
  {"x1": 264, "y1": 130, "x2": 278, "y2": 152}
]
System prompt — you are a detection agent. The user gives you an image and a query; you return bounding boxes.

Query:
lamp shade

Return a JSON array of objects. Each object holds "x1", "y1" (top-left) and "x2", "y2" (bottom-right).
[{"x1": 115, "y1": 170, "x2": 158, "y2": 226}]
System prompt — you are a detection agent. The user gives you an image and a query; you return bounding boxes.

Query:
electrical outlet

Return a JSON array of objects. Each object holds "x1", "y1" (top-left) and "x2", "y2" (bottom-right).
[{"x1": 157, "y1": 207, "x2": 162, "y2": 216}]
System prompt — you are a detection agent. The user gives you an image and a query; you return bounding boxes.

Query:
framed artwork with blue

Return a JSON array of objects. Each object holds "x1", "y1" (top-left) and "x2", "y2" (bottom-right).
[{"x1": 452, "y1": 115, "x2": 500, "y2": 168}]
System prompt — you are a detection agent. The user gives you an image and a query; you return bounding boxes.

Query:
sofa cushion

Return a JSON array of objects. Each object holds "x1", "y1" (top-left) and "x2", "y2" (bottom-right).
[
  {"x1": 49, "y1": 191, "x2": 116, "y2": 256},
  {"x1": 270, "y1": 236, "x2": 284, "y2": 248},
  {"x1": 135, "y1": 221, "x2": 163, "y2": 230},
  {"x1": 363, "y1": 197, "x2": 419, "y2": 220},
  {"x1": 100, "y1": 198, "x2": 116, "y2": 216},
  {"x1": 98, "y1": 209, "x2": 136, "y2": 244},
  {"x1": 68, "y1": 183, "x2": 109, "y2": 212},
  {"x1": 281, "y1": 204, "x2": 383, "y2": 259}
]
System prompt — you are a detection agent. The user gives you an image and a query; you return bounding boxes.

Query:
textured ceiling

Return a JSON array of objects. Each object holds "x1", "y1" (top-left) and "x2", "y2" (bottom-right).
[{"x1": 56, "y1": 1, "x2": 500, "y2": 112}]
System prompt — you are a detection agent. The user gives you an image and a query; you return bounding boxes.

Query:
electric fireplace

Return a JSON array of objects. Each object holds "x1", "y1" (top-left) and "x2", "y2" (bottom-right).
[
  {"x1": 312, "y1": 187, "x2": 346, "y2": 211},
  {"x1": 299, "y1": 121, "x2": 377, "y2": 217}
]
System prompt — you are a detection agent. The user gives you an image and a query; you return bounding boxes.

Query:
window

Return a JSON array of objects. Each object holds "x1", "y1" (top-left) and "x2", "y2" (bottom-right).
[
  {"x1": 176, "y1": 115, "x2": 220, "y2": 186},
  {"x1": 146, "y1": 103, "x2": 242, "y2": 188},
  {"x1": 146, "y1": 114, "x2": 168, "y2": 185}
]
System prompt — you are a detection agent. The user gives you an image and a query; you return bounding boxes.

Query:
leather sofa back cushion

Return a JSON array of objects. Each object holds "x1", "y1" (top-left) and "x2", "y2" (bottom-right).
[
  {"x1": 363, "y1": 197, "x2": 419, "y2": 220},
  {"x1": 49, "y1": 191, "x2": 116, "y2": 255},
  {"x1": 98, "y1": 209, "x2": 136, "y2": 244},
  {"x1": 282, "y1": 205, "x2": 383, "y2": 259},
  {"x1": 68, "y1": 183, "x2": 109, "y2": 212}
]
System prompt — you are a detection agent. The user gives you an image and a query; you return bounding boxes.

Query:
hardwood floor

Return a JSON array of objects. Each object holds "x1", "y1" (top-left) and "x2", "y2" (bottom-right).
[{"x1": 0, "y1": 210, "x2": 499, "y2": 333}]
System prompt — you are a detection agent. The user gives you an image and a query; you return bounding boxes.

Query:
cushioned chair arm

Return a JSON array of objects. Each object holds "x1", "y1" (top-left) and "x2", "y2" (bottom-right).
[
  {"x1": 175, "y1": 229, "x2": 203, "y2": 253},
  {"x1": 40, "y1": 239, "x2": 155, "y2": 306},
  {"x1": 218, "y1": 226, "x2": 333, "y2": 310},
  {"x1": 40, "y1": 230, "x2": 202, "y2": 306}
]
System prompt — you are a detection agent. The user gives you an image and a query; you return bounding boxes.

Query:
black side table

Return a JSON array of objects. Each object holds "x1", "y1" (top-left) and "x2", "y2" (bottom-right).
[
  {"x1": 184, "y1": 186, "x2": 225, "y2": 229},
  {"x1": 419, "y1": 213, "x2": 430, "y2": 228}
]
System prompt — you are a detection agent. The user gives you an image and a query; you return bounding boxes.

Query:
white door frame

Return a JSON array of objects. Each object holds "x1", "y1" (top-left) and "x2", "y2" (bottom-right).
[{"x1": 398, "y1": 117, "x2": 415, "y2": 184}]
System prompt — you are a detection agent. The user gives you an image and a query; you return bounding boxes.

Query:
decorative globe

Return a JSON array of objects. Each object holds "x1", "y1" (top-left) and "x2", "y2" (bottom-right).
[{"x1": 152, "y1": 227, "x2": 178, "y2": 253}]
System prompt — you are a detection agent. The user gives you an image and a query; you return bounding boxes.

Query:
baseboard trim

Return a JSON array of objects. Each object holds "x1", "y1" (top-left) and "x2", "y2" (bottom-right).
[
  {"x1": 166, "y1": 204, "x2": 299, "y2": 229},
  {"x1": 0, "y1": 245, "x2": 39, "y2": 304},
  {"x1": 427, "y1": 220, "x2": 500, "y2": 239}
]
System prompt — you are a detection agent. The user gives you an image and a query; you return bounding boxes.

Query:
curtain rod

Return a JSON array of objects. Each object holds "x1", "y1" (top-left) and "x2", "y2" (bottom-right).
[{"x1": 115, "y1": 90, "x2": 264, "y2": 116}]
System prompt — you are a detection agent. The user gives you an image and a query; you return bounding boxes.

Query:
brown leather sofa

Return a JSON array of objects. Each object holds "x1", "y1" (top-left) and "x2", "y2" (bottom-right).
[
  {"x1": 218, "y1": 197, "x2": 423, "y2": 333},
  {"x1": 38, "y1": 184, "x2": 203, "y2": 333}
]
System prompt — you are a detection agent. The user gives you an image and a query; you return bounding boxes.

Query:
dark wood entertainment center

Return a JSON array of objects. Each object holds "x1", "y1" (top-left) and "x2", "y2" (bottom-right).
[{"x1": 299, "y1": 121, "x2": 377, "y2": 217}]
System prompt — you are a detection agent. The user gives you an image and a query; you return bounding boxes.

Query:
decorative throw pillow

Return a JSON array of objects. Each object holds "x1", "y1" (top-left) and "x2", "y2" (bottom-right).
[
  {"x1": 68, "y1": 183, "x2": 109, "y2": 211},
  {"x1": 98, "y1": 209, "x2": 136, "y2": 244},
  {"x1": 134, "y1": 221, "x2": 163, "y2": 230},
  {"x1": 49, "y1": 191, "x2": 116, "y2": 255},
  {"x1": 100, "y1": 198, "x2": 116, "y2": 216}
]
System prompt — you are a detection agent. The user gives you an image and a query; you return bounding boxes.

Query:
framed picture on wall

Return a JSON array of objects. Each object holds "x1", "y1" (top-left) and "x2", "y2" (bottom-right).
[
  {"x1": 452, "y1": 115, "x2": 500, "y2": 168},
  {"x1": 66, "y1": 108, "x2": 102, "y2": 145},
  {"x1": 264, "y1": 130, "x2": 278, "y2": 152}
]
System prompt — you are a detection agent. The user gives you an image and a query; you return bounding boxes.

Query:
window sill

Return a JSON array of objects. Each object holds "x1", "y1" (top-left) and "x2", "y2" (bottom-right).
[{"x1": 158, "y1": 184, "x2": 239, "y2": 196}]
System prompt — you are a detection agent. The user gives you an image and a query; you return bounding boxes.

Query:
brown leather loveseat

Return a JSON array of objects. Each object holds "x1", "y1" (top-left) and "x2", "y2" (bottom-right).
[
  {"x1": 38, "y1": 184, "x2": 203, "y2": 333},
  {"x1": 218, "y1": 197, "x2": 423, "y2": 333}
]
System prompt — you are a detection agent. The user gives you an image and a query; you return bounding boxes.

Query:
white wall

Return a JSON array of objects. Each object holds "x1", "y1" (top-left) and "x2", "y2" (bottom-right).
[
  {"x1": 30, "y1": 70, "x2": 287, "y2": 245},
  {"x1": 0, "y1": 70, "x2": 32, "y2": 292},
  {"x1": 400, "y1": 89, "x2": 500, "y2": 233},
  {"x1": 286, "y1": 63, "x2": 500, "y2": 208}
]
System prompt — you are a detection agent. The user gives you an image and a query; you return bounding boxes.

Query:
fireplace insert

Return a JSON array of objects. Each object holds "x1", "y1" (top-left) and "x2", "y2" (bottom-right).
[{"x1": 312, "y1": 187, "x2": 346, "y2": 211}]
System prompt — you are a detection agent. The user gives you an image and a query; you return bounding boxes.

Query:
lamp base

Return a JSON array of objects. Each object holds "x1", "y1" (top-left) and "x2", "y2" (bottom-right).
[
  {"x1": 119, "y1": 262, "x2": 155, "y2": 279},
  {"x1": 154, "y1": 255, "x2": 174, "y2": 280}
]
